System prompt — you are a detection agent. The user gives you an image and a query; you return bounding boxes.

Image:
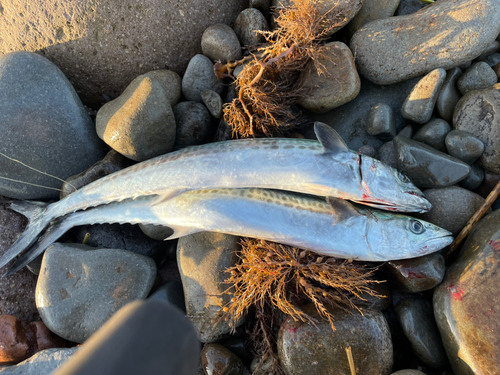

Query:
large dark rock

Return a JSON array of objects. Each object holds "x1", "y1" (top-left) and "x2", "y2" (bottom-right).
[{"x1": 0, "y1": 52, "x2": 106, "y2": 200}]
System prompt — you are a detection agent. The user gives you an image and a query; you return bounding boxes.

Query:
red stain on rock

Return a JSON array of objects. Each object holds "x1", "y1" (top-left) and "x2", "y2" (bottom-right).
[
  {"x1": 446, "y1": 284, "x2": 465, "y2": 301},
  {"x1": 489, "y1": 240, "x2": 500, "y2": 252}
]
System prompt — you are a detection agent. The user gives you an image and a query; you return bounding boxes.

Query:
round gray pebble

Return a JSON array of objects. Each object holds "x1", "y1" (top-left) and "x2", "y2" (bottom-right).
[
  {"x1": 459, "y1": 164, "x2": 485, "y2": 190},
  {"x1": 201, "y1": 23, "x2": 242, "y2": 62},
  {"x1": 173, "y1": 101, "x2": 214, "y2": 149},
  {"x1": 182, "y1": 54, "x2": 224, "y2": 103},
  {"x1": 201, "y1": 89, "x2": 223, "y2": 119},
  {"x1": 457, "y1": 61, "x2": 498, "y2": 95},
  {"x1": 233, "y1": 8, "x2": 269, "y2": 46},
  {"x1": 412, "y1": 118, "x2": 451, "y2": 151},
  {"x1": 445, "y1": 129, "x2": 485, "y2": 165},
  {"x1": 436, "y1": 67, "x2": 462, "y2": 122},
  {"x1": 366, "y1": 103, "x2": 396, "y2": 139}
]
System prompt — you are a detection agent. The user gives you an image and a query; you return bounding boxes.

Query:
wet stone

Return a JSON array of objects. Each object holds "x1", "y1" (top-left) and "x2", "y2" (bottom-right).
[
  {"x1": 347, "y1": 0, "x2": 400, "y2": 36},
  {"x1": 453, "y1": 83, "x2": 500, "y2": 173},
  {"x1": 173, "y1": 101, "x2": 214, "y2": 149},
  {"x1": 96, "y1": 75, "x2": 176, "y2": 162},
  {"x1": 365, "y1": 103, "x2": 396, "y2": 139},
  {"x1": 377, "y1": 141, "x2": 397, "y2": 169},
  {"x1": 416, "y1": 186, "x2": 486, "y2": 236},
  {"x1": 393, "y1": 136, "x2": 471, "y2": 188},
  {"x1": 233, "y1": 8, "x2": 269, "y2": 46},
  {"x1": 412, "y1": 118, "x2": 451, "y2": 152},
  {"x1": 436, "y1": 67, "x2": 463, "y2": 122},
  {"x1": 36, "y1": 243, "x2": 157, "y2": 343},
  {"x1": 201, "y1": 24, "x2": 242, "y2": 62},
  {"x1": 182, "y1": 54, "x2": 224, "y2": 103},
  {"x1": 351, "y1": 0, "x2": 500, "y2": 85},
  {"x1": 401, "y1": 69, "x2": 446, "y2": 124},
  {"x1": 60, "y1": 150, "x2": 129, "y2": 199},
  {"x1": 298, "y1": 42, "x2": 360, "y2": 113},
  {"x1": 278, "y1": 304, "x2": 393, "y2": 375},
  {"x1": 434, "y1": 209, "x2": 500, "y2": 374},
  {"x1": 395, "y1": 299, "x2": 448, "y2": 369},
  {"x1": 457, "y1": 61, "x2": 498, "y2": 95},
  {"x1": 0, "y1": 347, "x2": 78, "y2": 375},
  {"x1": 177, "y1": 232, "x2": 241, "y2": 343},
  {"x1": 201, "y1": 344, "x2": 250, "y2": 375},
  {"x1": 201, "y1": 89, "x2": 223, "y2": 119},
  {"x1": 459, "y1": 164, "x2": 484, "y2": 191},
  {"x1": 386, "y1": 253, "x2": 445, "y2": 293},
  {"x1": 445, "y1": 130, "x2": 485, "y2": 165},
  {"x1": 148, "y1": 281, "x2": 186, "y2": 313}
]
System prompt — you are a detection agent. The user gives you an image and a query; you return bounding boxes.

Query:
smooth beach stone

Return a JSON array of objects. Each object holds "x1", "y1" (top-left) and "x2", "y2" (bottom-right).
[
  {"x1": 394, "y1": 136, "x2": 471, "y2": 188},
  {"x1": 60, "y1": 150, "x2": 129, "y2": 199},
  {"x1": 416, "y1": 186, "x2": 485, "y2": 235},
  {"x1": 398, "y1": 125, "x2": 413, "y2": 138},
  {"x1": 278, "y1": 304, "x2": 393, "y2": 375},
  {"x1": 366, "y1": 103, "x2": 396, "y2": 139},
  {"x1": 36, "y1": 244, "x2": 156, "y2": 343},
  {"x1": 434, "y1": 209, "x2": 500, "y2": 374},
  {"x1": 182, "y1": 54, "x2": 224, "y2": 103},
  {"x1": 476, "y1": 41, "x2": 500, "y2": 61},
  {"x1": 271, "y1": 0, "x2": 363, "y2": 36},
  {"x1": 357, "y1": 145, "x2": 377, "y2": 158},
  {"x1": 96, "y1": 75, "x2": 176, "y2": 162},
  {"x1": 201, "y1": 24, "x2": 242, "y2": 62},
  {"x1": 142, "y1": 70, "x2": 182, "y2": 107},
  {"x1": 395, "y1": 299, "x2": 448, "y2": 369},
  {"x1": 394, "y1": 0, "x2": 427, "y2": 15},
  {"x1": 304, "y1": 77, "x2": 421, "y2": 151},
  {"x1": 0, "y1": 205, "x2": 38, "y2": 322},
  {"x1": 445, "y1": 130, "x2": 485, "y2": 165},
  {"x1": 0, "y1": 52, "x2": 106, "y2": 200},
  {"x1": 297, "y1": 42, "x2": 360, "y2": 113},
  {"x1": 351, "y1": 0, "x2": 500, "y2": 85},
  {"x1": 459, "y1": 164, "x2": 484, "y2": 190},
  {"x1": 347, "y1": 0, "x2": 400, "y2": 36},
  {"x1": 201, "y1": 344, "x2": 250, "y2": 375},
  {"x1": 457, "y1": 61, "x2": 498, "y2": 95},
  {"x1": 484, "y1": 52, "x2": 500, "y2": 67},
  {"x1": 138, "y1": 223, "x2": 173, "y2": 241},
  {"x1": 173, "y1": 101, "x2": 213, "y2": 149},
  {"x1": 377, "y1": 141, "x2": 397, "y2": 169},
  {"x1": 436, "y1": 67, "x2": 463, "y2": 122},
  {"x1": 0, "y1": 348, "x2": 78, "y2": 375},
  {"x1": 233, "y1": 8, "x2": 269, "y2": 46},
  {"x1": 453, "y1": 83, "x2": 500, "y2": 173},
  {"x1": 401, "y1": 69, "x2": 446, "y2": 124},
  {"x1": 386, "y1": 253, "x2": 445, "y2": 293},
  {"x1": 148, "y1": 281, "x2": 186, "y2": 313},
  {"x1": 201, "y1": 89, "x2": 223, "y2": 119},
  {"x1": 177, "y1": 232, "x2": 241, "y2": 343},
  {"x1": 412, "y1": 118, "x2": 451, "y2": 152}
]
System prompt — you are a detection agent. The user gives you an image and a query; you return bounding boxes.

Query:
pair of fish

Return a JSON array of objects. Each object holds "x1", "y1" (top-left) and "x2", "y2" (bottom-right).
[{"x1": 1, "y1": 122, "x2": 452, "y2": 275}]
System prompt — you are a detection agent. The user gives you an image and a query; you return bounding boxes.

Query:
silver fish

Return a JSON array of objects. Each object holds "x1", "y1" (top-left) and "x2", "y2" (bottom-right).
[
  {"x1": 7, "y1": 189, "x2": 451, "y2": 275},
  {"x1": 0, "y1": 122, "x2": 430, "y2": 270}
]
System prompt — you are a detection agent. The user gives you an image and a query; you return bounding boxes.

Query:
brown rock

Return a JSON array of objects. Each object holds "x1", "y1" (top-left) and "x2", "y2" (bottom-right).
[
  {"x1": 494, "y1": 61, "x2": 500, "y2": 80},
  {"x1": 30, "y1": 321, "x2": 68, "y2": 352},
  {"x1": 0, "y1": 315, "x2": 30, "y2": 364},
  {"x1": 0, "y1": 0, "x2": 247, "y2": 108},
  {"x1": 201, "y1": 344, "x2": 250, "y2": 375}
]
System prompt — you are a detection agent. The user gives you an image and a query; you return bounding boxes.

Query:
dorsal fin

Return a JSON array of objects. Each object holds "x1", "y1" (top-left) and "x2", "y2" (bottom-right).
[
  {"x1": 314, "y1": 122, "x2": 349, "y2": 154},
  {"x1": 326, "y1": 197, "x2": 363, "y2": 224}
]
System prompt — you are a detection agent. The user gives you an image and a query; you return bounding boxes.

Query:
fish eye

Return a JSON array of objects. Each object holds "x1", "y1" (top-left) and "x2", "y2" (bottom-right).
[
  {"x1": 409, "y1": 219, "x2": 425, "y2": 234},
  {"x1": 396, "y1": 171, "x2": 410, "y2": 184}
]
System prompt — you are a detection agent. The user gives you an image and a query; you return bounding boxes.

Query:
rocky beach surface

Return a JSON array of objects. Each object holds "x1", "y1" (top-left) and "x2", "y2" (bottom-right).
[{"x1": 0, "y1": 0, "x2": 500, "y2": 374}]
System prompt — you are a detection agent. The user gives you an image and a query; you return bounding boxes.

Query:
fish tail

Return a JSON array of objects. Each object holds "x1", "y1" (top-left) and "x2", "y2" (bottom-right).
[{"x1": 0, "y1": 201, "x2": 54, "y2": 273}]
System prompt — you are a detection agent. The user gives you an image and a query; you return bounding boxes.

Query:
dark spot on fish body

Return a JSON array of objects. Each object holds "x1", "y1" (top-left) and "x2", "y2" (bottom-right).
[
  {"x1": 283, "y1": 145, "x2": 295, "y2": 149},
  {"x1": 230, "y1": 191, "x2": 238, "y2": 196},
  {"x1": 239, "y1": 190, "x2": 246, "y2": 196},
  {"x1": 270, "y1": 145, "x2": 279, "y2": 149},
  {"x1": 266, "y1": 199, "x2": 272, "y2": 203},
  {"x1": 247, "y1": 194, "x2": 254, "y2": 199},
  {"x1": 298, "y1": 146, "x2": 307, "y2": 149}
]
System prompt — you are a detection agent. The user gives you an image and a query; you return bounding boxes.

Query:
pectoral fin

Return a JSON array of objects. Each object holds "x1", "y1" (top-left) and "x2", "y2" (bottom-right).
[
  {"x1": 326, "y1": 197, "x2": 363, "y2": 224},
  {"x1": 151, "y1": 189, "x2": 188, "y2": 206},
  {"x1": 314, "y1": 122, "x2": 349, "y2": 155}
]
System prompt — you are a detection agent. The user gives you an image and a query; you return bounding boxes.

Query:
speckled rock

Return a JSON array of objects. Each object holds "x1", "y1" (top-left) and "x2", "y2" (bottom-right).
[
  {"x1": 0, "y1": 347, "x2": 78, "y2": 375},
  {"x1": 0, "y1": 205, "x2": 38, "y2": 322},
  {"x1": 434, "y1": 209, "x2": 500, "y2": 374},
  {"x1": 173, "y1": 101, "x2": 214, "y2": 149},
  {"x1": 386, "y1": 253, "x2": 445, "y2": 293},
  {"x1": 201, "y1": 344, "x2": 250, "y2": 375},
  {"x1": 182, "y1": 54, "x2": 224, "y2": 103},
  {"x1": 278, "y1": 305, "x2": 393, "y2": 375},
  {"x1": 351, "y1": 0, "x2": 500, "y2": 85},
  {"x1": 0, "y1": 0, "x2": 246, "y2": 107},
  {"x1": 36, "y1": 243, "x2": 156, "y2": 343},
  {"x1": 347, "y1": 0, "x2": 400, "y2": 36},
  {"x1": 201, "y1": 24, "x2": 242, "y2": 62},
  {"x1": 412, "y1": 119, "x2": 450, "y2": 152},
  {"x1": 395, "y1": 299, "x2": 448, "y2": 369},
  {"x1": 394, "y1": 136, "x2": 471, "y2": 188},
  {"x1": 401, "y1": 69, "x2": 446, "y2": 124},
  {"x1": 457, "y1": 61, "x2": 498, "y2": 95},
  {"x1": 365, "y1": 103, "x2": 396, "y2": 139},
  {"x1": 297, "y1": 42, "x2": 360, "y2": 113},
  {"x1": 453, "y1": 83, "x2": 500, "y2": 173},
  {"x1": 233, "y1": 8, "x2": 269, "y2": 46},
  {"x1": 271, "y1": 0, "x2": 363, "y2": 36},
  {"x1": 96, "y1": 74, "x2": 176, "y2": 162},
  {"x1": 0, "y1": 52, "x2": 106, "y2": 200},
  {"x1": 201, "y1": 89, "x2": 223, "y2": 119},
  {"x1": 436, "y1": 67, "x2": 463, "y2": 122},
  {"x1": 177, "y1": 232, "x2": 241, "y2": 343},
  {"x1": 416, "y1": 186, "x2": 485, "y2": 235},
  {"x1": 459, "y1": 164, "x2": 484, "y2": 191},
  {"x1": 60, "y1": 150, "x2": 129, "y2": 199},
  {"x1": 445, "y1": 130, "x2": 484, "y2": 165}
]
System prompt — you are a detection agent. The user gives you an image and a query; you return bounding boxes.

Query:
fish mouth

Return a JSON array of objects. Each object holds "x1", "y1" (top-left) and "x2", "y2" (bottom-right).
[{"x1": 419, "y1": 235, "x2": 454, "y2": 254}]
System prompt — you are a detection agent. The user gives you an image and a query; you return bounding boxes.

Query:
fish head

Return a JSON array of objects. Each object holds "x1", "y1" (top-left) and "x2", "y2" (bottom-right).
[
  {"x1": 367, "y1": 212, "x2": 453, "y2": 260},
  {"x1": 355, "y1": 155, "x2": 431, "y2": 213}
]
